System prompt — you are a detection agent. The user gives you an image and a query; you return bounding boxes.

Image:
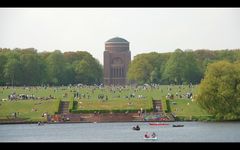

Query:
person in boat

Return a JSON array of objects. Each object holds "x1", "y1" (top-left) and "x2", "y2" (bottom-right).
[
  {"x1": 133, "y1": 125, "x2": 140, "y2": 130},
  {"x1": 145, "y1": 132, "x2": 148, "y2": 138},
  {"x1": 152, "y1": 132, "x2": 156, "y2": 138},
  {"x1": 145, "y1": 132, "x2": 150, "y2": 138}
]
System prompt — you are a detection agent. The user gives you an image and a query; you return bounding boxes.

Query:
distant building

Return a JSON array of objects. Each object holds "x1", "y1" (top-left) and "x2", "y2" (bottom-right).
[{"x1": 104, "y1": 37, "x2": 131, "y2": 86}]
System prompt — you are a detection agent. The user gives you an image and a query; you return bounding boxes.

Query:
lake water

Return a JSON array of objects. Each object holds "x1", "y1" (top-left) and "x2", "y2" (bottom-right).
[{"x1": 1, "y1": 122, "x2": 240, "y2": 142}]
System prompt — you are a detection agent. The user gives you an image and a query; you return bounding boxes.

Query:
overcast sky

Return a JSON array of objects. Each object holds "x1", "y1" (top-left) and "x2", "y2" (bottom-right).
[{"x1": 0, "y1": 8, "x2": 240, "y2": 64}]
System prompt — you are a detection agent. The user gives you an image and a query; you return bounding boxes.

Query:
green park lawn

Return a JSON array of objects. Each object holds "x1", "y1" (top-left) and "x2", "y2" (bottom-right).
[
  {"x1": 0, "y1": 85, "x2": 211, "y2": 121},
  {"x1": 76, "y1": 99, "x2": 152, "y2": 111},
  {"x1": 0, "y1": 100, "x2": 59, "y2": 122},
  {"x1": 170, "y1": 99, "x2": 211, "y2": 120}
]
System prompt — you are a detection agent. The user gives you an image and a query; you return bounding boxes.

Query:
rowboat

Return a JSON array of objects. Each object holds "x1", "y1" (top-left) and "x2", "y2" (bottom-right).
[
  {"x1": 172, "y1": 124, "x2": 184, "y2": 127},
  {"x1": 144, "y1": 132, "x2": 157, "y2": 140},
  {"x1": 149, "y1": 122, "x2": 169, "y2": 126},
  {"x1": 144, "y1": 136, "x2": 158, "y2": 140},
  {"x1": 132, "y1": 126, "x2": 140, "y2": 131}
]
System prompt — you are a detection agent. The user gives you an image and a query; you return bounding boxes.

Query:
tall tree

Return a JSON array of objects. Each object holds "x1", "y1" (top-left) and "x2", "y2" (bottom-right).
[
  {"x1": 74, "y1": 60, "x2": 92, "y2": 84},
  {"x1": 196, "y1": 61, "x2": 240, "y2": 120},
  {"x1": 0, "y1": 54, "x2": 7, "y2": 85},
  {"x1": 20, "y1": 53, "x2": 46, "y2": 85},
  {"x1": 183, "y1": 51, "x2": 202, "y2": 84},
  {"x1": 45, "y1": 50, "x2": 66, "y2": 85},
  {"x1": 162, "y1": 49, "x2": 186, "y2": 84},
  {"x1": 4, "y1": 58, "x2": 22, "y2": 86},
  {"x1": 127, "y1": 57, "x2": 153, "y2": 84},
  {"x1": 150, "y1": 68, "x2": 159, "y2": 83}
]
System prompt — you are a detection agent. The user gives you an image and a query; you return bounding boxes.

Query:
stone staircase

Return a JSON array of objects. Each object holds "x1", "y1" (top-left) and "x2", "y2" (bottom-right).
[
  {"x1": 152, "y1": 99, "x2": 163, "y2": 112},
  {"x1": 168, "y1": 113, "x2": 176, "y2": 121},
  {"x1": 58, "y1": 101, "x2": 70, "y2": 114}
]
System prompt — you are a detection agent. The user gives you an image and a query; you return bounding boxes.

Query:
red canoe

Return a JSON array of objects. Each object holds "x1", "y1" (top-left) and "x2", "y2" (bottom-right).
[{"x1": 149, "y1": 123, "x2": 169, "y2": 126}]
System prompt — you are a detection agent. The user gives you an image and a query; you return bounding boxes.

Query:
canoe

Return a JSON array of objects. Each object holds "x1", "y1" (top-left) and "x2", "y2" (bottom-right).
[
  {"x1": 172, "y1": 124, "x2": 184, "y2": 127},
  {"x1": 149, "y1": 123, "x2": 169, "y2": 126}
]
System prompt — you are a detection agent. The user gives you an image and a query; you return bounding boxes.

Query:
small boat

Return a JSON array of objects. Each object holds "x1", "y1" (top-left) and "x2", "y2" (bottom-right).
[
  {"x1": 144, "y1": 136, "x2": 158, "y2": 140},
  {"x1": 149, "y1": 122, "x2": 169, "y2": 126},
  {"x1": 132, "y1": 126, "x2": 140, "y2": 131},
  {"x1": 172, "y1": 124, "x2": 184, "y2": 127},
  {"x1": 144, "y1": 132, "x2": 157, "y2": 140}
]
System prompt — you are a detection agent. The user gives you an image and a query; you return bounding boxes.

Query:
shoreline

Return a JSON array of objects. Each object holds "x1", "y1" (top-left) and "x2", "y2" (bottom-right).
[
  {"x1": 0, "y1": 120, "x2": 173, "y2": 125},
  {"x1": 1, "y1": 120, "x2": 240, "y2": 125},
  {"x1": 0, "y1": 121, "x2": 151, "y2": 125}
]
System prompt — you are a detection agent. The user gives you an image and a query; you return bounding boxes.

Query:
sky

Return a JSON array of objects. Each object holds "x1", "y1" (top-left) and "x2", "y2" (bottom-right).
[{"x1": 0, "y1": 8, "x2": 240, "y2": 64}]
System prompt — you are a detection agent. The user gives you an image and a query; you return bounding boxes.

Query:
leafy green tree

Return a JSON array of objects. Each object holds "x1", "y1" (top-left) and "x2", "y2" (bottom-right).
[
  {"x1": 162, "y1": 49, "x2": 186, "y2": 84},
  {"x1": 194, "y1": 49, "x2": 216, "y2": 76},
  {"x1": 196, "y1": 61, "x2": 240, "y2": 120},
  {"x1": 4, "y1": 58, "x2": 22, "y2": 86},
  {"x1": 45, "y1": 50, "x2": 66, "y2": 85},
  {"x1": 215, "y1": 49, "x2": 236, "y2": 62},
  {"x1": 183, "y1": 51, "x2": 202, "y2": 84},
  {"x1": 74, "y1": 60, "x2": 92, "y2": 84},
  {"x1": 127, "y1": 57, "x2": 153, "y2": 84},
  {"x1": 90, "y1": 59, "x2": 103, "y2": 84},
  {"x1": 150, "y1": 68, "x2": 159, "y2": 83},
  {"x1": 0, "y1": 54, "x2": 7, "y2": 85},
  {"x1": 70, "y1": 52, "x2": 103, "y2": 85},
  {"x1": 62, "y1": 63, "x2": 75, "y2": 85},
  {"x1": 162, "y1": 49, "x2": 202, "y2": 84},
  {"x1": 19, "y1": 53, "x2": 46, "y2": 85},
  {"x1": 145, "y1": 52, "x2": 170, "y2": 84}
]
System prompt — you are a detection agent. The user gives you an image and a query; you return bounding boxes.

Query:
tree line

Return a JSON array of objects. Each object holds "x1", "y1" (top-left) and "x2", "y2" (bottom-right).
[
  {"x1": 1, "y1": 48, "x2": 240, "y2": 86},
  {"x1": 127, "y1": 48, "x2": 240, "y2": 85},
  {"x1": 0, "y1": 48, "x2": 103, "y2": 86}
]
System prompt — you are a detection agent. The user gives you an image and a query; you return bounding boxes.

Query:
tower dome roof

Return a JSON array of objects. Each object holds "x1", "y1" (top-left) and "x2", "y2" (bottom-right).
[{"x1": 105, "y1": 37, "x2": 129, "y2": 43}]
